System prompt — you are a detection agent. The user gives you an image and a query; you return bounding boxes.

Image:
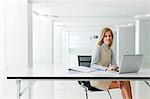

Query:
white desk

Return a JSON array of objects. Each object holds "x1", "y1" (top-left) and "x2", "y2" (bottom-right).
[
  {"x1": 7, "y1": 68, "x2": 150, "y2": 80},
  {"x1": 7, "y1": 65, "x2": 150, "y2": 99}
]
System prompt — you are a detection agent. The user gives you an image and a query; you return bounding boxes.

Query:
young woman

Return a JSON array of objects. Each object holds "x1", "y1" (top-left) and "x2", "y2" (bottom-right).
[{"x1": 90, "y1": 27, "x2": 132, "y2": 99}]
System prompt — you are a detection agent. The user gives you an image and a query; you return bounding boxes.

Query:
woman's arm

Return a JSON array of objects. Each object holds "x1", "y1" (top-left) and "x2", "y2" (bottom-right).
[{"x1": 91, "y1": 47, "x2": 107, "y2": 70}]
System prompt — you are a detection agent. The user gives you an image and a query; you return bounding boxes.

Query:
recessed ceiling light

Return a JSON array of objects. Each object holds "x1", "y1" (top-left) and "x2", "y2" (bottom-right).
[
  {"x1": 127, "y1": 23, "x2": 134, "y2": 26},
  {"x1": 134, "y1": 13, "x2": 150, "y2": 18},
  {"x1": 145, "y1": 14, "x2": 150, "y2": 17}
]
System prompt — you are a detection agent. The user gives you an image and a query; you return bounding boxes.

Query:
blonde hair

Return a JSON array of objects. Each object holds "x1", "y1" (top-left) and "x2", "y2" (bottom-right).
[{"x1": 96, "y1": 27, "x2": 114, "y2": 47}]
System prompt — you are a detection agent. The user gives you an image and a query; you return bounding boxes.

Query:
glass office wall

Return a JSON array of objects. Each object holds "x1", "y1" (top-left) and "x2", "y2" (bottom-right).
[
  {"x1": 136, "y1": 19, "x2": 150, "y2": 68},
  {"x1": 117, "y1": 25, "x2": 135, "y2": 64}
]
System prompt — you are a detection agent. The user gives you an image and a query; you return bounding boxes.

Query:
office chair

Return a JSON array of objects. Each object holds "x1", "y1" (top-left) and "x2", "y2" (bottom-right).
[
  {"x1": 78, "y1": 55, "x2": 112, "y2": 99},
  {"x1": 78, "y1": 55, "x2": 91, "y2": 67}
]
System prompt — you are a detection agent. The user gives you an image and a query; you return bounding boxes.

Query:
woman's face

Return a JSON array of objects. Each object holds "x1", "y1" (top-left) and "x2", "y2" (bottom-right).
[{"x1": 103, "y1": 31, "x2": 113, "y2": 45}]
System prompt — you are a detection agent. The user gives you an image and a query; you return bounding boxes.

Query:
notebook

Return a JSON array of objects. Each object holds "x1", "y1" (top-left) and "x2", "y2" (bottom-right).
[{"x1": 69, "y1": 66, "x2": 97, "y2": 73}]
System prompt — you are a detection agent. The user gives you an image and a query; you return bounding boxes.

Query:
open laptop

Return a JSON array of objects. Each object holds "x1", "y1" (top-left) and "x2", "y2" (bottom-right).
[{"x1": 111, "y1": 54, "x2": 143, "y2": 74}]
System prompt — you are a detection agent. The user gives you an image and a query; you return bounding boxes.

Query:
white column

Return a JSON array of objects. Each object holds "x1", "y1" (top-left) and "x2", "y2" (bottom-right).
[
  {"x1": 62, "y1": 29, "x2": 69, "y2": 69},
  {"x1": 0, "y1": 0, "x2": 6, "y2": 78},
  {"x1": 136, "y1": 19, "x2": 150, "y2": 67},
  {"x1": 5, "y1": 0, "x2": 30, "y2": 70},
  {"x1": 52, "y1": 20, "x2": 54, "y2": 64},
  {"x1": 117, "y1": 25, "x2": 135, "y2": 64},
  {"x1": 53, "y1": 26, "x2": 63, "y2": 64},
  {"x1": 32, "y1": 14, "x2": 53, "y2": 66},
  {"x1": 116, "y1": 26, "x2": 120, "y2": 65},
  {"x1": 28, "y1": 0, "x2": 33, "y2": 68}
]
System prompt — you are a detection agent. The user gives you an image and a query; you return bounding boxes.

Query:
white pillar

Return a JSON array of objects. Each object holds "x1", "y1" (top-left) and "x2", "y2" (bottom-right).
[
  {"x1": 5, "y1": 0, "x2": 31, "y2": 70},
  {"x1": 0, "y1": 0, "x2": 6, "y2": 78},
  {"x1": 136, "y1": 19, "x2": 150, "y2": 67},
  {"x1": 28, "y1": 0, "x2": 33, "y2": 68}
]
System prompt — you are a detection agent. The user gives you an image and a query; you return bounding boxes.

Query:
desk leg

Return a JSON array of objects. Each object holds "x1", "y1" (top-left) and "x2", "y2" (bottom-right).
[
  {"x1": 16, "y1": 80, "x2": 21, "y2": 99},
  {"x1": 28, "y1": 80, "x2": 32, "y2": 99},
  {"x1": 144, "y1": 81, "x2": 150, "y2": 88}
]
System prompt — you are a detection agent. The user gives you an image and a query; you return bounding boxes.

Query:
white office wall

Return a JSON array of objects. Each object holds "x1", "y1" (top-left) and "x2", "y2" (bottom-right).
[
  {"x1": 68, "y1": 32, "x2": 98, "y2": 66},
  {"x1": 118, "y1": 26, "x2": 135, "y2": 63},
  {"x1": 5, "y1": 1, "x2": 29, "y2": 69},
  {"x1": 68, "y1": 32, "x2": 97, "y2": 51},
  {"x1": 136, "y1": 19, "x2": 150, "y2": 67},
  {"x1": 33, "y1": 14, "x2": 53, "y2": 65}
]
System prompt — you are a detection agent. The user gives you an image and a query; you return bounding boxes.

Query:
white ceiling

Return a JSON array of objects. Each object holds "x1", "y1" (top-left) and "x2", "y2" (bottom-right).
[{"x1": 32, "y1": 0, "x2": 150, "y2": 28}]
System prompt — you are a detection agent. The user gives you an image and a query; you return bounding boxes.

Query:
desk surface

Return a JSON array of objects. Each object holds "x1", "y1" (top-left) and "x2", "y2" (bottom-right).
[{"x1": 7, "y1": 64, "x2": 150, "y2": 80}]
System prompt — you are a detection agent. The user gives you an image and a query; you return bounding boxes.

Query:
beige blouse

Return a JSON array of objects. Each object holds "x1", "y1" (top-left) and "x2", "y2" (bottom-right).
[{"x1": 90, "y1": 44, "x2": 116, "y2": 90}]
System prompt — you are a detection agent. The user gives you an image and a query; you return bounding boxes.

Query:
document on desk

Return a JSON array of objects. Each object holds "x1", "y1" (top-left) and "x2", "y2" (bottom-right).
[{"x1": 69, "y1": 66, "x2": 97, "y2": 73}]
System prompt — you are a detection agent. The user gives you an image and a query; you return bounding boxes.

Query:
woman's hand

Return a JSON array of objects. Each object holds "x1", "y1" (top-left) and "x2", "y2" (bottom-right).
[{"x1": 106, "y1": 64, "x2": 119, "y2": 71}]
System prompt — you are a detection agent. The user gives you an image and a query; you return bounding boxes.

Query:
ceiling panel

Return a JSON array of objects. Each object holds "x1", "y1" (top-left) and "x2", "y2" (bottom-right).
[{"x1": 32, "y1": 0, "x2": 149, "y2": 26}]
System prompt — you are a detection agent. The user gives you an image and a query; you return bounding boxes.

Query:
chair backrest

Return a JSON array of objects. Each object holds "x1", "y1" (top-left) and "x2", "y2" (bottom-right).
[
  {"x1": 78, "y1": 55, "x2": 103, "y2": 91},
  {"x1": 78, "y1": 55, "x2": 91, "y2": 67}
]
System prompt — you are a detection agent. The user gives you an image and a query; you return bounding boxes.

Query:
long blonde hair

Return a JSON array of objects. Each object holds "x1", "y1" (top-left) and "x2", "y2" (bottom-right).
[{"x1": 96, "y1": 27, "x2": 114, "y2": 47}]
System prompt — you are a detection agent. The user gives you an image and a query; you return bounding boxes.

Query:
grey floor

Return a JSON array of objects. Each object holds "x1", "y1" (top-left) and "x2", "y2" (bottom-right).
[
  {"x1": 0, "y1": 80, "x2": 125, "y2": 99},
  {"x1": 1, "y1": 80, "x2": 150, "y2": 99}
]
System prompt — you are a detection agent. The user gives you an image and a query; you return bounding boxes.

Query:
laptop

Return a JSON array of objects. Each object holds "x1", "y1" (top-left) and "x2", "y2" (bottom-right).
[{"x1": 111, "y1": 54, "x2": 143, "y2": 74}]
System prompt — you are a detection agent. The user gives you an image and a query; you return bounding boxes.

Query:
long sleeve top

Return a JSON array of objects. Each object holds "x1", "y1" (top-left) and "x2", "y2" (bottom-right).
[{"x1": 91, "y1": 44, "x2": 116, "y2": 70}]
